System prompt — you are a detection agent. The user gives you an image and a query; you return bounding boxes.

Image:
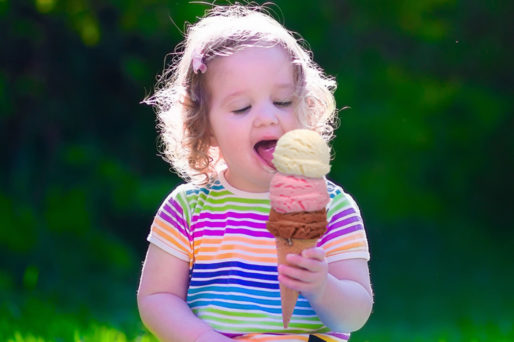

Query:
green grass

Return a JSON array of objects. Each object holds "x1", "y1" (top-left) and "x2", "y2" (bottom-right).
[
  {"x1": 2, "y1": 229, "x2": 512, "y2": 341},
  {"x1": 350, "y1": 226, "x2": 514, "y2": 341},
  {"x1": 1, "y1": 295, "x2": 157, "y2": 342},
  {"x1": 351, "y1": 316, "x2": 513, "y2": 341},
  {"x1": 3, "y1": 292, "x2": 511, "y2": 342},
  {"x1": 8, "y1": 328, "x2": 155, "y2": 342}
]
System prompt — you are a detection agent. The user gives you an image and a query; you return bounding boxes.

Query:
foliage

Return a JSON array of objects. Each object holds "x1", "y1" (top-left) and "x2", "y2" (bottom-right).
[{"x1": 0, "y1": 0, "x2": 512, "y2": 340}]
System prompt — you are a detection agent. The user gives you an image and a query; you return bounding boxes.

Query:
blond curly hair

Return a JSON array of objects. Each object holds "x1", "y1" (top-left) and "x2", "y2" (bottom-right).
[{"x1": 144, "y1": 4, "x2": 338, "y2": 184}]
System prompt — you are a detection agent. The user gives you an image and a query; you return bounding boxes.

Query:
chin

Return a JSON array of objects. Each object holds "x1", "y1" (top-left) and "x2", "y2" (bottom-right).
[{"x1": 261, "y1": 171, "x2": 275, "y2": 187}]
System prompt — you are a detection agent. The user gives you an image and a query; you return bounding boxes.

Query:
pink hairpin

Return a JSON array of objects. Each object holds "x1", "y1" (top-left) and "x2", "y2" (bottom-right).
[{"x1": 192, "y1": 49, "x2": 207, "y2": 74}]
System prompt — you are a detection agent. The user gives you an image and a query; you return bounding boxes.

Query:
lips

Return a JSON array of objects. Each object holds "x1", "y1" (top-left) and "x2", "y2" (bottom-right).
[{"x1": 254, "y1": 140, "x2": 277, "y2": 169}]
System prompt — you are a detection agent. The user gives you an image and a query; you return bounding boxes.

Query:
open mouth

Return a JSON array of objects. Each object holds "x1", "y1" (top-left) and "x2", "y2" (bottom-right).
[{"x1": 254, "y1": 140, "x2": 277, "y2": 169}]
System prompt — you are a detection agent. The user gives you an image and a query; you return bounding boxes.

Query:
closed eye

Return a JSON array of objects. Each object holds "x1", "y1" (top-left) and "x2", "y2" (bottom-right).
[
  {"x1": 232, "y1": 105, "x2": 251, "y2": 114},
  {"x1": 274, "y1": 101, "x2": 292, "y2": 107}
]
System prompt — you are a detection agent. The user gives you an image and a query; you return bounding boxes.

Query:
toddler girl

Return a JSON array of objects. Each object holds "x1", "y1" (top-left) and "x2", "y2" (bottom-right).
[{"x1": 138, "y1": 4, "x2": 373, "y2": 342}]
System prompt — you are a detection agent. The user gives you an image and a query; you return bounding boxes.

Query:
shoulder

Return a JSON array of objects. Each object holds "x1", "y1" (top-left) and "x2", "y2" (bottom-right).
[
  {"x1": 321, "y1": 179, "x2": 370, "y2": 261},
  {"x1": 163, "y1": 177, "x2": 231, "y2": 211},
  {"x1": 169, "y1": 182, "x2": 204, "y2": 199},
  {"x1": 166, "y1": 178, "x2": 220, "y2": 200},
  {"x1": 325, "y1": 178, "x2": 362, "y2": 216}
]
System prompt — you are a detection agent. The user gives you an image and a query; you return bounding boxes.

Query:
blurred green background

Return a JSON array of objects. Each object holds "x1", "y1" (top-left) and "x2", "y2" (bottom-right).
[{"x1": 1, "y1": 0, "x2": 512, "y2": 341}]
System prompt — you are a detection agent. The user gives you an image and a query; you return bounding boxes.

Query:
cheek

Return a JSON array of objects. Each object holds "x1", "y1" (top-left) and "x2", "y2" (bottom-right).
[
  {"x1": 286, "y1": 109, "x2": 302, "y2": 129},
  {"x1": 207, "y1": 118, "x2": 218, "y2": 147},
  {"x1": 290, "y1": 105, "x2": 306, "y2": 128},
  {"x1": 208, "y1": 125, "x2": 231, "y2": 151}
]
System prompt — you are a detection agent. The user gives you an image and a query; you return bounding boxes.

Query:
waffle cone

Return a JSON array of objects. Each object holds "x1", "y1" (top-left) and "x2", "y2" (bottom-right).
[{"x1": 275, "y1": 237, "x2": 318, "y2": 328}]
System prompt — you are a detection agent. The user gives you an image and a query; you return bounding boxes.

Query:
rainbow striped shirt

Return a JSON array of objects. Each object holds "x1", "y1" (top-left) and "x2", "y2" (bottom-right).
[{"x1": 148, "y1": 172, "x2": 370, "y2": 341}]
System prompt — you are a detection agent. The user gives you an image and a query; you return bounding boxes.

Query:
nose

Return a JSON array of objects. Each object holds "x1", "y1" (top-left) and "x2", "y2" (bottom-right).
[{"x1": 253, "y1": 102, "x2": 278, "y2": 127}]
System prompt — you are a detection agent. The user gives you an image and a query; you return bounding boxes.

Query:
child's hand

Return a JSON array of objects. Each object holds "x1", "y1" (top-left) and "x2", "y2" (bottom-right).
[{"x1": 277, "y1": 247, "x2": 328, "y2": 303}]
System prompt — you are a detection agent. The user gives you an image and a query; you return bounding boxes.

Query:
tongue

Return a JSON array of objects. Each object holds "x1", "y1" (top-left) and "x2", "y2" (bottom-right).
[{"x1": 256, "y1": 141, "x2": 276, "y2": 169}]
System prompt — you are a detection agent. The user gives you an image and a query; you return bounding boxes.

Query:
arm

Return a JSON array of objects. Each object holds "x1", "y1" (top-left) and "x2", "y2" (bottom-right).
[
  {"x1": 137, "y1": 244, "x2": 233, "y2": 342},
  {"x1": 278, "y1": 248, "x2": 373, "y2": 332}
]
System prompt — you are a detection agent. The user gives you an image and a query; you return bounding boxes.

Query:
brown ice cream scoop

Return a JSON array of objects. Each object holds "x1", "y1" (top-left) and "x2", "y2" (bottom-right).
[{"x1": 266, "y1": 208, "x2": 327, "y2": 240}]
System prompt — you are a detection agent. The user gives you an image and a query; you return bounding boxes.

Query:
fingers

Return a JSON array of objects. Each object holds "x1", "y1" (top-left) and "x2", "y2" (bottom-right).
[
  {"x1": 277, "y1": 263, "x2": 326, "y2": 298},
  {"x1": 277, "y1": 247, "x2": 328, "y2": 296},
  {"x1": 301, "y1": 247, "x2": 325, "y2": 261},
  {"x1": 285, "y1": 247, "x2": 326, "y2": 271},
  {"x1": 284, "y1": 256, "x2": 322, "y2": 274}
]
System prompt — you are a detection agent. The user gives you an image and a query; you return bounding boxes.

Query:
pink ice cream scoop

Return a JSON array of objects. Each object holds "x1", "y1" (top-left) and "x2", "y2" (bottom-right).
[{"x1": 269, "y1": 173, "x2": 329, "y2": 213}]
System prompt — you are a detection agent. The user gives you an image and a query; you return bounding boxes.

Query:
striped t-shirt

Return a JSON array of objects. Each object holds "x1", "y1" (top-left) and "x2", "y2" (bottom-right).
[{"x1": 148, "y1": 171, "x2": 370, "y2": 342}]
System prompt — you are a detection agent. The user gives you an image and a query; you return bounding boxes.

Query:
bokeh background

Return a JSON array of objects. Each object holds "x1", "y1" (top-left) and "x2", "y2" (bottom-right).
[{"x1": 1, "y1": 0, "x2": 512, "y2": 341}]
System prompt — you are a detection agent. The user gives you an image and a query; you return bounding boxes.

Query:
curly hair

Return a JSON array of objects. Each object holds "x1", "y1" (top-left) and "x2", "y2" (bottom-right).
[{"x1": 144, "y1": 4, "x2": 337, "y2": 184}]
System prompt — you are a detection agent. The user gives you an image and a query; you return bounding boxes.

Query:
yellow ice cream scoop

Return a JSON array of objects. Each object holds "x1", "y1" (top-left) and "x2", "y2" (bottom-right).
[{"x1": 272, "y1": 129, "x2": 330, "y2": 178}]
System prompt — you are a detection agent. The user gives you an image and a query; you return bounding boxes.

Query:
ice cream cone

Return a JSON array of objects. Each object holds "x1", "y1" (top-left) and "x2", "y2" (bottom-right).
[
  {"x1": 267, "y1": 129, "x2": 331, "y2": 328},
  {"x1": 275, "y1": 237, "x2": 318, "y2": 328}
]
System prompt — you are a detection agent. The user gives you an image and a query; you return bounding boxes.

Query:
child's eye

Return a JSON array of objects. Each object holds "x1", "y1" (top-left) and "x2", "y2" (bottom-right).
[
  {"x1": 274, "y1": 101, "x2": 293, "y2": 107},
  {"x1": 232, "y1": 105, "x2": 251, "y2": 114}
]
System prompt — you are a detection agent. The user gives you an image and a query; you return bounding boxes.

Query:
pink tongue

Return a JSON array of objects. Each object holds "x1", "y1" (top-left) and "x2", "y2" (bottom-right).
[{"x1": 256, "y1": 141, "x2": 276, "y2": 169}]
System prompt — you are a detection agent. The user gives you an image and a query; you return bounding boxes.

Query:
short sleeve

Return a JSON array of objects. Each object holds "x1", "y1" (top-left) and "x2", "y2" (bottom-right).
[
  {"x1": 147, "y1": 186, "x2": 193, "y2": 262},
  {"x1": 319, "y1": 184, "x2": 370, "y2": 263}
]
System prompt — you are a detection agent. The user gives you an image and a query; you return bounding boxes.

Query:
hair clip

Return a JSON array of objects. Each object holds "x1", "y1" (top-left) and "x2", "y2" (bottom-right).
[{"x1": 192, "y1": 49, "x2": 207, "y2": 74}]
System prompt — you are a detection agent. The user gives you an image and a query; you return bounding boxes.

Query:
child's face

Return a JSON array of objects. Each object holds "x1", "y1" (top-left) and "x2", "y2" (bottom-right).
[{"x1": 206, "y1": 46, "x2": 301, "y2": 192}]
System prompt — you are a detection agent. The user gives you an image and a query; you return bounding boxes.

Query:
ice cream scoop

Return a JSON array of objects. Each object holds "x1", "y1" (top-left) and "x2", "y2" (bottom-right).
[
  {"x1": 269, "y1": 173, "x2": 329, "y2": 214},
  {"x1": 272, "y1": 129, "x2": 330, "y2": 178}
]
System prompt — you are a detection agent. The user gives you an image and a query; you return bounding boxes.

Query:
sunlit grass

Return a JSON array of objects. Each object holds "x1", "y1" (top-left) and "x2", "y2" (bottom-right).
[
  {"x1": 3, "y1": 294, "x2": 511, "y2": 342},
  {"x1": 1, "y1": 295, "x2": 157, "y2": 342},
  {"x1": 2, "y1": 230, "x2": 511, "y2": 342},
  {"x1": 5, "y1": 316, "x2": 512, "y2": 342},
  {"x1": 7, "y1": 327, "x2": 157, "y2": 342}
]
